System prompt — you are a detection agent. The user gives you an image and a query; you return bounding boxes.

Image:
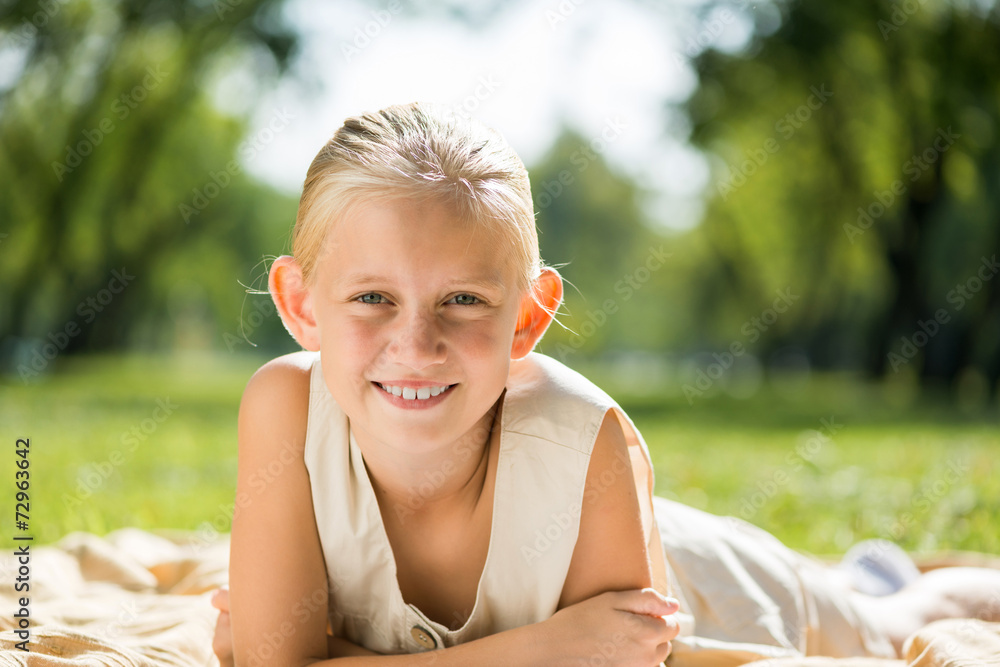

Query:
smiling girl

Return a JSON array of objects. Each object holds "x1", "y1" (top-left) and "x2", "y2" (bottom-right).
[{"x1": 214, "y1": 103, "x2": 1000, "y2": 667}]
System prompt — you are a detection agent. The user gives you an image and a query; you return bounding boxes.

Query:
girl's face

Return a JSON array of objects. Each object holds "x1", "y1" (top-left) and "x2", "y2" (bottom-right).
[{"x1": 309, "y1": 197, "x2": 523, "y2": 452}]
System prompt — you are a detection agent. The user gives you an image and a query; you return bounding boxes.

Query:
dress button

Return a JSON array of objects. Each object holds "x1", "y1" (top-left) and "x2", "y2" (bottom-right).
[{"x1": 410, "y1": 625, "x2": 437, "y2": 649}]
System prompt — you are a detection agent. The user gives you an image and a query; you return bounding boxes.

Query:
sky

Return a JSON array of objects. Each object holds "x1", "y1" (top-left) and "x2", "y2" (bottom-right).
[{"x1": 228, "y1": 0, "x2": 762, "y2": 231}]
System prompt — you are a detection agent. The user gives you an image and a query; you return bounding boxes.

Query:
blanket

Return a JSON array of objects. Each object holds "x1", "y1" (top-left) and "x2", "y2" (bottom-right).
[
  {"x1": 1, "y1": 530, "x2": 997, "y2": 666},
  {"x1": 0, "y1": 530, "x2": 226, "y2": 666}
]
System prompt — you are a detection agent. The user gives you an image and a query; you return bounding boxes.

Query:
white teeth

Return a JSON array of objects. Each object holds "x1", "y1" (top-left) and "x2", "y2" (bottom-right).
[{"x1": 378, "y1": 383, "x2": 452, "y2": 400}]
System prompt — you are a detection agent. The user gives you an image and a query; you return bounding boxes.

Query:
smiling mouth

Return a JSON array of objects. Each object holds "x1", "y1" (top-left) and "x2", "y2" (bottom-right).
[{"x1": 374, "y1": 382, "x2": 458, "y2": 401}]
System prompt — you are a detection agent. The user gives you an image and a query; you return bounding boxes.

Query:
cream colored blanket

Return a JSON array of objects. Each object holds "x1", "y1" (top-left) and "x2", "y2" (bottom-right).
[
  {"x1": 0, "y1": 530, "x2": 997, "y2": 666},
  {"x1": 0, "y1": 530, "x2": 225, "y2": 666}
]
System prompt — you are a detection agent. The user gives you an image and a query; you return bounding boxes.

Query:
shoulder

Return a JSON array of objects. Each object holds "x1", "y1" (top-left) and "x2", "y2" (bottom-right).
[
  {"x1": 505, "y1": 352, "x2": 618, "y2": 453},
  {"x1": 509, "y1": 353, "x2": 614, "y2": 402},
  {"x1": 245, "y1": 350, "x2": 315, "y2": 392},
  {"x1": 242, "y1": 351, "x2": 315, "y2": 404},
  {"x1": 239, "y1": 351, "x2": 317, "y2": 453}
]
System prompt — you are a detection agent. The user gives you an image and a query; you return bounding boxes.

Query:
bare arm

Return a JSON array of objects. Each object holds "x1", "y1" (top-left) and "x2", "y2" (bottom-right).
[
  {"x1": 229, "y1": 353, "x2": 331, "y2": 666},
  {"x1": 559, "y1": 409, "x2": 661, "y2": 607},
  {"x1": 315, "y1": 590, "x2": 675, "y2": 667}
]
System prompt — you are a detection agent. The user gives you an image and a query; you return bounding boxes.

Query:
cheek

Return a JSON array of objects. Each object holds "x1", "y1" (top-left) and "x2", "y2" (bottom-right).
[
  {"x1": 321, "y1": 319, "x2": 381, "y2": 364},
  {"x1": 447, "y1": 317, "x2": 516, "y2": 363}
]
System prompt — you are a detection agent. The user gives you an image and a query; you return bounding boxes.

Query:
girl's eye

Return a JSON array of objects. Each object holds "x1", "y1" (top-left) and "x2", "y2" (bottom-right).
[
  {"x1": 358, "y1": 293, "x2": 387, "y2": 305},
  {"x1": 450, "y1": 294, "x2": 480, "y2": 306}
]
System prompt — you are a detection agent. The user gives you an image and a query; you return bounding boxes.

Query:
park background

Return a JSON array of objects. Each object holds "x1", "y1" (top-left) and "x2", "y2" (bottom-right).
[{"x1": 1, "y1": 0, "x2": 998, "y2": 557}]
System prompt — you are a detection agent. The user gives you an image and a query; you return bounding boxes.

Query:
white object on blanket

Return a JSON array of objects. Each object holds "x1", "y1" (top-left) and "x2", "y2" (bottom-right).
[{"x1": 836, "y1": 539, "x2": 921, "y2": 597}]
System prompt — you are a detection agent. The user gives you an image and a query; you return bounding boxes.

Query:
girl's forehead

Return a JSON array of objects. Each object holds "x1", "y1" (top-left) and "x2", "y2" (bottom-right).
[{"x1": 319, "y1": 198, "x2": 520, "y2": 289}]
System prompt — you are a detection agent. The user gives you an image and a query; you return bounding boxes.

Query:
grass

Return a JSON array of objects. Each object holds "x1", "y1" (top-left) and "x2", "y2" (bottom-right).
[{"x1": 2, "y1": 353, "x2": 998, "y2": 559}]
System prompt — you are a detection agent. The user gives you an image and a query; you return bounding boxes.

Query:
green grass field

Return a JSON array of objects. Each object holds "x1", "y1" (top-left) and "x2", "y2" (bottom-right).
[{"x1": 2, "y1": 353, "x2": 998, "y2": 557}]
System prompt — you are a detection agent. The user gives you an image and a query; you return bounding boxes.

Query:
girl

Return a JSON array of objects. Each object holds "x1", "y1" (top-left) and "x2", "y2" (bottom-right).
[{"x1": 215, "y1": 102, "x2": 1000, "y2": 666}]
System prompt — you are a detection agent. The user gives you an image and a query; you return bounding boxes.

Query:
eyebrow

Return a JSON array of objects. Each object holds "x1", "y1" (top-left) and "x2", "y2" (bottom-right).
[{"x1": 340, "y1": 274, "x2": 507, "y2": 292}]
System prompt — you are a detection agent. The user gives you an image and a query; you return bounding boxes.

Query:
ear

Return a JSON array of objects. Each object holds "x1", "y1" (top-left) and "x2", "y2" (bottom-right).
[
  {"x1": 511, "y1": 267, "x2": 564, "y2": 359},
  {"x1": 269, "y1": 255, "x2": 321, "y2": 351}
]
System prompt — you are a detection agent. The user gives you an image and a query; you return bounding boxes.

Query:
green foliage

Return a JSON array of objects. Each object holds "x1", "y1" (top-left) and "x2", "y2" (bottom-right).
[
  {"x1": 684, "y1": 0, "x2": 1000, "y2": 385},
  {"x1": 0, "y1": 0, "x2": 300, "y2": 370},
  {"x1": 531, "y1": 130, "x2": 700, "y2": 360}
]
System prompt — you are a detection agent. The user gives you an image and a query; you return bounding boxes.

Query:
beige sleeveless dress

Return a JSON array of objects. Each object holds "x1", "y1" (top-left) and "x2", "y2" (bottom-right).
[{"x1": 302, "y1": 351, "x2": 895, "y2": 664}]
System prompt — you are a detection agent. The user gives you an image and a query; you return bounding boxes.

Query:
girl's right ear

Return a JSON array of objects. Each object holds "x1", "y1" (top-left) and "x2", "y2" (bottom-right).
[{"x1": 268, "y1": 256, "x2": 321, "y2": 351}]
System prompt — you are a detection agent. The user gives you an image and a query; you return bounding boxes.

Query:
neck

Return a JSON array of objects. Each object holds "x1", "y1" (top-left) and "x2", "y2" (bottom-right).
[{"x1": 354, "y1": 395, "x2": 503, "y2": 523}]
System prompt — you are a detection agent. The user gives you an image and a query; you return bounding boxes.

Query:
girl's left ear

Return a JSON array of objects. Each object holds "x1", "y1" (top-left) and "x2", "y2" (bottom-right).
[{"x1": 511, "y1": 267, "x2": 564, "y2": 359}]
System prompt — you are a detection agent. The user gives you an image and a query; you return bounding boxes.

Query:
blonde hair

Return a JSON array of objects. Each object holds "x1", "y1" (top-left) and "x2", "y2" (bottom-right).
[{"x1": 292, "y1": 102, "x2": 542, "y2": 296}]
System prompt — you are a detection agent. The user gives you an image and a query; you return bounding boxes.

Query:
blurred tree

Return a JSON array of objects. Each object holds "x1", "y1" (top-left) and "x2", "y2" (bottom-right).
[
  {"x1": 0, "y1": 0, "x2": 299, "y2": 374},
  {"x1": 531, "y1": 129, "x2": 686, "y2": 361},
  {"x1": 683, "y1": 0, "x2": 1000, "y2": 395}
]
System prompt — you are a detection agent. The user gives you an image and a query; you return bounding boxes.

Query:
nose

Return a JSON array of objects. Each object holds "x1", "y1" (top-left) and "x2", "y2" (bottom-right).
[{"x1": 383, "y1": 310, "x2": 446, "y2": 371}]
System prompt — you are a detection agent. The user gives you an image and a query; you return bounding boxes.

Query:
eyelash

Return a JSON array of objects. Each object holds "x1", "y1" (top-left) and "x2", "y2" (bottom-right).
[{"x1": 355, "y1": 293, "x2": 482, "y2": 306}]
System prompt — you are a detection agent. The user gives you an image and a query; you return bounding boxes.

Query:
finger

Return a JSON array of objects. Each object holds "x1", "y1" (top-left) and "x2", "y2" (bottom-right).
[
  {"x1": 613, "y1": 588, "x2": 679, "y2": 617},
  {"x1": 211, "y1": 587, "x2": 230, "y2": 611},
  {"x1": 211, "y1": 609, "x2": 233, "y2": 663},
  {"x1": 622, "y1": 611, "x2": 680, "y2": 645},
  {"x1": 661, "y1": 613, "x2": 681, "y2": 641},
  {"x1": 655, "y1": 640, "x2": 672, "y2": 664}
]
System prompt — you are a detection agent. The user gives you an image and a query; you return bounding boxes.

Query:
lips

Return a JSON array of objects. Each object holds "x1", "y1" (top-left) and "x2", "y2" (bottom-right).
[
  {"x1": 377, "y1": 382, "x2": 451, "y2": 400},
  {"x1": 374, "y1": 382, "x2": 458, "y2": 402}
]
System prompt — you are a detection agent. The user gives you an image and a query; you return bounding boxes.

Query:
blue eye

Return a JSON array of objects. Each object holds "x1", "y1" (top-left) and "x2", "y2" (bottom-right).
[
  {"x1": 358, "y1": 293, "x2": 386, "y2": 305},
  {"x1": 450, "y1": 294, "x2": 480, "y2": 306}
]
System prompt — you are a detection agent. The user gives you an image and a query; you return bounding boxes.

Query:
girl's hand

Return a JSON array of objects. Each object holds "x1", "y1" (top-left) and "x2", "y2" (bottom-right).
[{"x1": 542, "y1": 588, "x2": 680, "y2": 666}]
